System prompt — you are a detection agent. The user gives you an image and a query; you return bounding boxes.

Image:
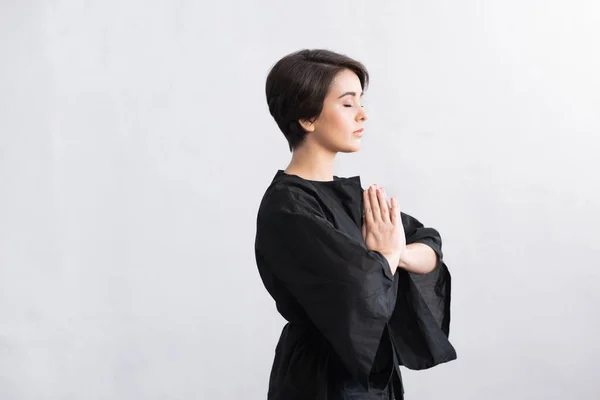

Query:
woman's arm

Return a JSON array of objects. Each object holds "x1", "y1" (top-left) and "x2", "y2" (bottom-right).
[{"x1": 398, "y1": 242, "x2": 438, "y2": 274}]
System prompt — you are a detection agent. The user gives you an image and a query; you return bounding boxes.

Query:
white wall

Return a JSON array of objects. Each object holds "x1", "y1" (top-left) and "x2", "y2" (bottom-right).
[{"x1": 1, "y1": 0, "x2": 599, "y2": 399}]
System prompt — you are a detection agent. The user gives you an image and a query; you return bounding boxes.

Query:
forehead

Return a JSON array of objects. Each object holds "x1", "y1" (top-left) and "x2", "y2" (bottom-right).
[{"x1": 328, "y1": 69, "x2": 363, "y2": 94}]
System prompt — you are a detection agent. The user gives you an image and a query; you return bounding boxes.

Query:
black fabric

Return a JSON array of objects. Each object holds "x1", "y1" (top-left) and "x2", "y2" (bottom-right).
[{"x1": 254, "y1": 170, "x2": 456, "y2": 399}]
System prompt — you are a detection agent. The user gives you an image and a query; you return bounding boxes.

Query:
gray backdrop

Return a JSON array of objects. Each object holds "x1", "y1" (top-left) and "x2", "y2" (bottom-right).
[{"x1": 1, "y1": 0, "x2": 599, "y2": 399}]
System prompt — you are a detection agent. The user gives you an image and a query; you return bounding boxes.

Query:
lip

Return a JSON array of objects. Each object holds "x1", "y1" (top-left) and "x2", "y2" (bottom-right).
[{"x1": 353, "y1": 128, "x2": 364, "y2": 134}]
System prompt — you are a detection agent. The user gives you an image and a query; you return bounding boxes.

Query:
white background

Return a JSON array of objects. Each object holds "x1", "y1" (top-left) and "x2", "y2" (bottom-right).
[{"x1": 1, "y1": 0, "x2": 599, "y2": 399}]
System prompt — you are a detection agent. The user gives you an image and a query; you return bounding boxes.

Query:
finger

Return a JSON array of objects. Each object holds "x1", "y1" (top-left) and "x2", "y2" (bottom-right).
[
  {"x1": 377, "y1": 188, "x2": 390, "y2": 223},
  {"x1": 390, "y1": 197, "x2": 400, "y2": 225},
  {"x1": 368, "y1": 185, "x2": 381, "y2": 220},
  {"x1": 361, "y1": 218, "x2": 367, "y2": 240},
  {"x1": 363, "y1": 188, "x2": 374, "y2": 225}
]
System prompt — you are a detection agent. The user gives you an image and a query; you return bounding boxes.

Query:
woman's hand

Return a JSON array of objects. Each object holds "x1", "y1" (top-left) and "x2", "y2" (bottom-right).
[{"x1": 362, "y1": 185, "x2": 406, "y2": 274}]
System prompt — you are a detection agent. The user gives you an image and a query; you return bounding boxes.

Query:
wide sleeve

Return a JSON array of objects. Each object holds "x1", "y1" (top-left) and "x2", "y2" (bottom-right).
[
  {"x1": 255, "y1": 190, "x2": 399, "y2": 387},
  {"x1": 387, "y1": 212, "x2": 457, "y2": 369}
]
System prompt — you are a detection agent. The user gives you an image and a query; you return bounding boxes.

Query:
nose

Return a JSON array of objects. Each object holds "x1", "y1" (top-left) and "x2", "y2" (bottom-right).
[{"x1": 357, "y1": 107, "x2": 368, "y2": 122}]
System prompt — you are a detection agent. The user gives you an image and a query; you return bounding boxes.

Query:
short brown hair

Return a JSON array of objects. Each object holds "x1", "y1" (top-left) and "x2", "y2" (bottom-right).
[{"x1": 265, "y1": 49, "x2": 369, "y2": 152}]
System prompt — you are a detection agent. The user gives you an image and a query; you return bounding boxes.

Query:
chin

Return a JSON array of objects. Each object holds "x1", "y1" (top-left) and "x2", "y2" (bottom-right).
[
  {"x1": 339, "y1": 143, "x2": 361, "y2": 153},
  {"x1": 330, "y1": 136, "x2": 362, "y2": 153}
]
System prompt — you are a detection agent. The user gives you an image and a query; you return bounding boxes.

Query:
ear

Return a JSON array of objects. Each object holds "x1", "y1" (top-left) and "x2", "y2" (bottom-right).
[{"x1": 298, "y1": 118, "x2": 316, "y2": 132}]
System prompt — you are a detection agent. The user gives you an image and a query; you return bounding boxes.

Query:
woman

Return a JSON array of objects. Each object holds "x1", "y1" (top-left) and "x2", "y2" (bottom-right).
[{"x1": 254, "y1": 49, "x2": 456, "y2": 400}]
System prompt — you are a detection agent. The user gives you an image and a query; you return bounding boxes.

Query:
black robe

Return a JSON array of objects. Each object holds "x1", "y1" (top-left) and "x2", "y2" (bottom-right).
[{"x1": 254, "y1": 170, "x2": 457, "y2": 399}]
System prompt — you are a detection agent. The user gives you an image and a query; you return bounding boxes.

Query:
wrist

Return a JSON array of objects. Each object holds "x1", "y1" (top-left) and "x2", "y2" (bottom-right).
[
  {"x1": 398, "y1": 247, "x2": 409, "y2": 269},
  {"x1": 383, "y1": 252, "x2": 401, "y2": 273}
]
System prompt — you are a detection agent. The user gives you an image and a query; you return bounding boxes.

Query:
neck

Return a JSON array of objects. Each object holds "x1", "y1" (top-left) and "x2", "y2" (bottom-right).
[{"x1": 285, "y1": 141, "x2": 336, "y2": 182}]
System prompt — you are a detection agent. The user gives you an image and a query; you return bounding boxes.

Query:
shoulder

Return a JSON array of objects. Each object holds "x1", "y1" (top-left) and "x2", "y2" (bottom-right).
[{"x1": 258, "y1": 179, "x2": 326, "y2": 221}]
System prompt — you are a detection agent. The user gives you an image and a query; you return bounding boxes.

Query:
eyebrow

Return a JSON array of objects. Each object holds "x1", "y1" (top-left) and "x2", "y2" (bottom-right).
[{"x1": 337, "y1": 91, "x2": 364, "y2": 99}]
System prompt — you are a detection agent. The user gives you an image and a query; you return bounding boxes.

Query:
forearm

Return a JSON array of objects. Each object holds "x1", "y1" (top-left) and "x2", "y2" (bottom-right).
[{"x1": 398, "y1": 243, "x2": 438, "y2": 274}]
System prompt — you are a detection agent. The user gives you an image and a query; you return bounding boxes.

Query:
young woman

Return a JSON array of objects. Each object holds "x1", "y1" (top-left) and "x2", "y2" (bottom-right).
[{"x1": 254, "y1": 49, "x2": 456, "y2": 400}]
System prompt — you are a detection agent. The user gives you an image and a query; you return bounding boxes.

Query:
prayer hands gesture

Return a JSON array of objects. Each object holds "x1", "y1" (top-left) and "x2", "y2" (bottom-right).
[{"x1": 362, "y1": 184, "x2": 406, "y2": 273}]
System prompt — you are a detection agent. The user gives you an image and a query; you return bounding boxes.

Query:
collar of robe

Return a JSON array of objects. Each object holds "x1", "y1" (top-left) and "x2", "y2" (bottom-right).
[{"x1": 274, "y1": 169, "x2": 364, "y2": 226}]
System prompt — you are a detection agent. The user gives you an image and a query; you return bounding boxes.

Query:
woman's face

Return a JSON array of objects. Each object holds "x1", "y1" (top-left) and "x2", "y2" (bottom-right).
[{"x1": 300, "y1": 69, "x2": 368, "y2": 153}]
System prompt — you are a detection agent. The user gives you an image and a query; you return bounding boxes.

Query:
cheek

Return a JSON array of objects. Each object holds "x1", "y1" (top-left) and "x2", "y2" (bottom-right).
[
  {"x1": 330, "y1": 109, "x2": 352, "y2": 130},
  {"x1": 317, "y1": 107, "x2": 352, "y2": 137}
]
